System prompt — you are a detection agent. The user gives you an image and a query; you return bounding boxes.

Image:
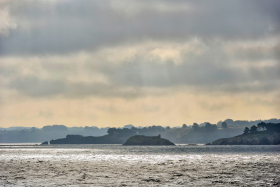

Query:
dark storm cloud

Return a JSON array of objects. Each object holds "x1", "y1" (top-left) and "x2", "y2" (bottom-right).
[{"x1": 1, "y1": 0, "x2": 280, "y2": 55}]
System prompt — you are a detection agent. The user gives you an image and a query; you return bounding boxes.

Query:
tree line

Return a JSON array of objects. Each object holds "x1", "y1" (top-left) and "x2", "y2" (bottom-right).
[{"x1": 243, "y1": 122, "x2": 280, "y2": 134}]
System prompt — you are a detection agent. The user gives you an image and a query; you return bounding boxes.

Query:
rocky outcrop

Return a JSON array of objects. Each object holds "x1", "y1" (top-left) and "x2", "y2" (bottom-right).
[
  {"x1": 41, "y1": 141, "x2": 48, "y2": 145},
  {"x1": 123, "y1": 135, "x2": 175, "y2": 145},
  {"x1": 212, "y1": 131, "x2": 280, "y2": 145}
]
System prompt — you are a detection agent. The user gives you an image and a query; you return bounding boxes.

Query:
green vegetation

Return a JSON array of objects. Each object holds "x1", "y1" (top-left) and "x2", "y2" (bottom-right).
[
  {"x1": 212, "y1": 122, "x2": 280, "y2": 145},
  {"x1": 244, "y1": 127, "x2": 250, "y2": 134},
  {"x1": 222, "y1": 122, "x2": 228, "y2": 129},
  {"x1": 243, "y1": 122, "x2": 280, "y2": 134},
  {"x1": 192, "y1": 122, "x2": 218, "y2": 133},
  {"x1": 42, "y1": 125, "x2": 68, "y2": 132}
]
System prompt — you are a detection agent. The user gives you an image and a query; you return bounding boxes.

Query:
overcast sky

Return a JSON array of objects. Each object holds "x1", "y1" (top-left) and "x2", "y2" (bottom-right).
[{"x1": 0, "y1": 0, "x2": 279, "y2": 128}]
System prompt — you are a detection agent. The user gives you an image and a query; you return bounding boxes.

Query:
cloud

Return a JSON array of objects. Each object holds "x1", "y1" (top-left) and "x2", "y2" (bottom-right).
[
  {"x1": 8, "y1": 77, "x2": 143, "y2": 98},
  {"x1": 101, "y1": 61, "x2": 279, "y2": 92},
  {"x1": 0, "y1": 0, "x2": 279, "y2": 55},
  {"x1": 0, "y1": 2, "x2": 17, "y2": 36},
  {"x1": 92, "y1": 40, "x2": 280, "y2": 93},
  {"x1": 3, "y1": 36, "x2": 280, "y2": 99}
]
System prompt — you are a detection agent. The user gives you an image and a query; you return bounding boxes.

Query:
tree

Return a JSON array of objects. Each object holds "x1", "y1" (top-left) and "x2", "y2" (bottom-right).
[
  {"x1": 263, "y1": 122, "x2": 280, "y2": 132},
  {"x1": 222, "y1": 122, "x2": 228, "y2": 129},
  {"x1": 84, "y1": 126, "x2": 98, "y2": 131},
  {"x1": 244, "y1": 127, "x2": 250, "y2": 134},
  {"x1": 224, "y1": 119, "x2": 234, "y2": 126},
  {"x1": 131, "y1": 127, "x2": 137, "y2": 131},
  {"x1": 42, "y1": 125, "x2": 68, "y2": 131},
  {"x1": 212, "y1": 124, "x2": 218, "y2": 131},
  {"x1": 250, "y1": 125, "x2": 257, "y2": 133},
  {"x1": 205, "y1": 123, "x2": 218, "y2": 132},
  {"x1": 107, "y1": 128, "x2": 117, "y2": 135},
  {"x1": 205, "y1": 122, "x2": 212, "y2": 132},
  {"x1": 166, "y1": 126, "x2": 171, "y2": 130},
  {"x1": 182, "y1": 124, "x2": 187, "y2": 128},
  {"x1": 257, "y1": 122, "x2": 266, "y2": 130},
  {"x1": 192, "y1": 123, "x2": 199, "y2": 131}
]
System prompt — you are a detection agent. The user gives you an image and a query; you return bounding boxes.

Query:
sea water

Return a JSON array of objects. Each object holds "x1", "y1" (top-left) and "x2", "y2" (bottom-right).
[{"x1": 0, "y1": 144, "x2": 279, "y2": 186}]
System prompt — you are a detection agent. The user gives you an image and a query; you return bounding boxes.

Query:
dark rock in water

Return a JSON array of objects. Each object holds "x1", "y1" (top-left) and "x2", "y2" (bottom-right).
[
  {"x1": 212, "y1": 131, "x2": 280, "y2": 145},
  {"x1": 205, "y1": 143, "x2": 211, "y2": 145},
  {"x1": 41, "y1": 141, "x2": 48, "y2": 145},
  {"x1": 123, "y1": 135, "x2": 175, "y2": 145}
]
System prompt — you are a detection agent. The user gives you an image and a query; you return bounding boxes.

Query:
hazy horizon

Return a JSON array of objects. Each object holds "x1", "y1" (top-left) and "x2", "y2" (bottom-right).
[
  {"x1": 1, "y1": 0, "x2": 279, "y2": 128},
  {"x1": 1, "y1": 117, "x2": 280, "y2": 129}
]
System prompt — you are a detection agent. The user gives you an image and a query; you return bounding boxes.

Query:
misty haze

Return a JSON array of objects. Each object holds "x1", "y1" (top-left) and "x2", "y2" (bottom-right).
[{"x1": 0, "y1": 0, "x2": 280, "y2": 186}]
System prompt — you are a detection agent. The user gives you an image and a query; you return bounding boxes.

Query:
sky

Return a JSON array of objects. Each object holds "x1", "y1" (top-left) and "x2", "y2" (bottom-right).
[{"x1": 0, "y1": 0, "x2": 279, "y2": 128}]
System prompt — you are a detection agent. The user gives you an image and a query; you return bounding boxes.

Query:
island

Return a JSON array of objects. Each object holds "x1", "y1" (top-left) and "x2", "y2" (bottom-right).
[
  {"x1": 50, "y1": 127, "x2": 140, "y2": 144},
  {"x1": 123, "y1": 135, "x2": 175, "y2": 146},
  {"x1": 212, "y1": 122, "x2": 280, "y2": 145},
  {"x1": 50, "y1": 134, "x2": 129, "y2": 144}
]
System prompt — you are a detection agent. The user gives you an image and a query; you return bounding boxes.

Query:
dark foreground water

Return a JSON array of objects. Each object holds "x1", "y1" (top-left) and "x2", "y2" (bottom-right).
[{"x1": 0, "y1": 144, "x2": 279, "y2": 186}]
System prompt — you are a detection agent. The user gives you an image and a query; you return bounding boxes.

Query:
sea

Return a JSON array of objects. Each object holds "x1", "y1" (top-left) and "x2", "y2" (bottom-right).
[{"x1": 0, "y1": 144, "x2": 279, "y2": 186}]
